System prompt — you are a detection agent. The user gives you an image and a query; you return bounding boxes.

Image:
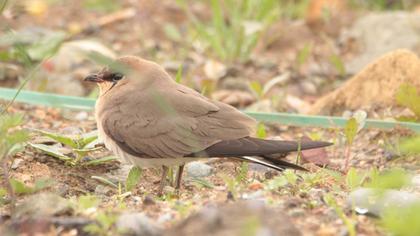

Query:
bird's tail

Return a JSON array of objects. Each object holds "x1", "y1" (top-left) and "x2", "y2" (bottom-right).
[{"x1": 200, "y1": 137, "x2": 332, "y2": 171}]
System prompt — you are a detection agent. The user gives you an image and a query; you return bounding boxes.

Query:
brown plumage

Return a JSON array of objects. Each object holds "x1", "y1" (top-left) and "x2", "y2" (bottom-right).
[{"x1": 85, "y1": 56, "x2": 332, "y2": 194}]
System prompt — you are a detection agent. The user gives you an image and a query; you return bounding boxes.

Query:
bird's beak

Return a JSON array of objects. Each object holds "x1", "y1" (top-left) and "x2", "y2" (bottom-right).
[{"x1": 84, "y1": 73, "x2": 103, "y2": 83}]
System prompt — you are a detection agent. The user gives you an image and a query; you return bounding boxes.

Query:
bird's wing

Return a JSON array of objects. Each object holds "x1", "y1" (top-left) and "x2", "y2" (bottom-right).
[{"x1": 99, "y1": 83, "x2": 256, "y2": 158}]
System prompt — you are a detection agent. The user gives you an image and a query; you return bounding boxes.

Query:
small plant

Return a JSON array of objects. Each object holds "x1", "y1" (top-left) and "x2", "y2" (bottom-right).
[
  {"x1": 91, "y1": 166, "x2": 142, "y2": 198},
  {"x1": 324, "y1": 193, "x2": 357, "y2": 236},
  {"x1": 0, "y1": 114, "x2": 29, "y2": 206},
  {"x1": 343, "y1": 118, "x2": 358, "y2": 171},
  {"x1": 178, "y1": 0, "x2": 281, "y2": 62},
  {"x1": 345, "y1": 167, "x2": 411, "y2": 191},
  {"x1": 84, "y1": 211, "x2": 119, "y2": 236},
  {"x1": 9, "y1": 178, "x2": 54, "y2": 195},
  {"x1": 395, "y1": 84, "x2": 420, "y2": 122},
  {"x1": 399, "y1": 135, "x2": 420, "y2": 155},
  {"x1": 125, "y1": 166, "x2": 142, "y2": 192},
  {"x1": 295, "y1": 43, "x2": 313, "y2": 70},
  {"x1": 30, "y1": 129, "x2": 116, "y2": 166},
  {"x1": 341, "y1": 110, "x2": 366, "y2": 171},
  {"x1": 83, "y1": 0, "x2": 121, "y2": 12}
]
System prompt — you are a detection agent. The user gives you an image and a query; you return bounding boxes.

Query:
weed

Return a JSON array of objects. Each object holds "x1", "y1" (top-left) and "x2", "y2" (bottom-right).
[
  {"x1": 399, "y1": 135, "x2": 420, "y2": 155},
  {"x1": 178, "y1": 0, "x2": 281, "y2": 62},
  {"x1": 83, "y1": 211, "x2": 118, "y2": 236},
  {"x1": 343, "y1": 117, "x2": 358, "y2": 171},
  {"x1": 125, "y1": 166, "x2": 142, "y2": 192},
  {"x1": 9, "y1": 178, "x2": 54, "y2": 195},
  {"x1": 30, "y1": 129, "x2": 116, "y2": 166},
  {"x1": 0, "y1": 114, "x2": 29, "y2": 207},
  {"x1": 324, "y1": 193, "x2": 357, "y2": 236},
  {"x1": 83, "y1": 0, "x2": 121, "y2": 13},
  {"x1": 395, "y1": 84, "x2": 420, "y2": 122}
]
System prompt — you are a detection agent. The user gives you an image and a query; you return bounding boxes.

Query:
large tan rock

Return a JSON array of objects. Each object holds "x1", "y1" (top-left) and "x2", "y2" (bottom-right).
[{"x1": 309, "y1": 49, "x2": 420, "y2": 115}]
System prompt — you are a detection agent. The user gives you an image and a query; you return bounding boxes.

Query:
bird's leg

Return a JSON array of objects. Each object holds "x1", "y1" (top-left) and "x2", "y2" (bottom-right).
[
  {"x1": 158, "y1": 166, "x2": 169, "y2": 196},
  {"x1": 175, "y1": 165, "x2": 185, "y2": 191}
]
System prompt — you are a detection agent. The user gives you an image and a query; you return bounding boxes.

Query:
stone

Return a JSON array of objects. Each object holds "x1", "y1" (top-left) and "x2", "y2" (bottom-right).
[
  {"x1": 166, "y1": 201, "x2": 301, "y2": 236},
  {"x1": 204, "y1": 60, "x2": 227, "y2": 80},
  {"x1": 212, "y1": 90, "x2": 255, "y2": 107},
  {"x1": 309, "y1": 50, "x2": 420, "y2": 115},
  {"x1": 342, "y1": 12, "x2": 420, "y2": 74},
  {"x1": 106, "y1": 164, "x2": 132, "y2": 183},
  {"x1": 117, "y1": 212, "x2": 162, "y2": 236},
  {"x1": 185, "y1": 162, "x2": 213, "y2": 178},
  {"x1": 11, "y1": 158, "x2": 23, "y2": 170},
  {"x1": 347, "y1": 188, "x2": 420, "y2": 217},
  {"x1": 15, "y1": 193, "x2": 71, "y2": 219}
]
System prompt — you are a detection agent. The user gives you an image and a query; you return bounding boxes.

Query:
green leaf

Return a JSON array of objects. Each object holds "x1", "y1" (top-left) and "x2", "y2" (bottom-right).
[
  {"x1": 329, "y1": 54, "x2": 346, "y2": 76},
  {"x1": 344, "y1": 118, "x2": 358, "y2": 145},
  {"x1": 33, "y1": 129, "x2": 78, "y2": 148},
  {"x1": 97, "y1": 212, "x2": 117, "y2": 229},
  {"x1": 83, "y1": 0, "x2": 121, "y2": 12},
  {"x1": 345, "y1": 167, "x2": 366, "y2": 190},
  {"x1": 79, "y1": 130, "x2": 99, "y2": 147},
  {"x1": 0, "y1": 188, "x2": 6, "y2": 197},
  {"x1": 175, "y1": 64, "x2": 183, "y2": 84},
  {"x1": 78, "y1": 195, "x2": 100, "y2": 210},
  {"x1": 0, "y1": 114, "x2": 24, "y2": 132},
  {"x1": 73, "y1": 146, "x2": 102, "y2": 156},
  {"x1": 399, "y1": 135, "x2": 420, "y2": 154},
  {"x1": 27, "y1": 31, "x2": 66, "y2": 61},
  {"x1": 34, "y1": 178, "x2": 54, "y2": 191},
  {"x1": 9, "y1": 179, "x2": 33, "y2": 194},
  {"x1": 83, "y1": 156, "x2": 117, "y2": 166},
  {"x1": 236, "y1": 162, "x2": 249, "y2": 183},
  {"x1": 266, "y1": 176, "x2": 288, "y2": 190},
  {"x1": 91, "y1": 175, "x2": 118, "y2": 188},
  {"x1": 249, "y1": 81, "x2": 263, "y2": 99},
  {"x1": 365, "y1": 168, "x2": 410, "y2": 190},
  {"x1": 296, "y1": 43, "x2": 312, "y2": 67},
  {"x1": 256, "y1": 122, "x2": 267, "y2": 139},
  {"x1": 188, "y1": 177, "x2": 214, "y2": 189},
  {"x1": 283, "y1": 169, "x2": 298, "y2": 185},
  {"x1": 125, "y1": 166, "x2": 142, "y2": 191},
  {"x1": 396, "y1": 84, "x2": 420, "y2": 120},
  {"x1": 164, "y1": 23, "x2": 182, "y2": 42},
  {"x1": 6, "y1": 130, "x2": 29, "y2": 146},
  {"x1": 29, "y1": 143, "x2": 73, "y2": 162}
]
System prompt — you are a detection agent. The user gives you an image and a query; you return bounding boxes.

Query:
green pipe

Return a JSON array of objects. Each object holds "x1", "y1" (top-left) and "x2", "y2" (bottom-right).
[{"x1": 1, "y1": 87, "x2": 419, "y2": 133}]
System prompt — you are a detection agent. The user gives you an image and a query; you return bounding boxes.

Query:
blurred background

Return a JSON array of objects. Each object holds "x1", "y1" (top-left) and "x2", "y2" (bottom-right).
[{"x1": 1, "y1": 0, "x2": 420, "y2": 114}]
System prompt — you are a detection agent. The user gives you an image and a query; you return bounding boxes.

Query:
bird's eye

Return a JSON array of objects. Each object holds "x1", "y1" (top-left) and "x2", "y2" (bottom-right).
[{"x1": 111, "y1": 72, "x2": 124, "y2": 81}]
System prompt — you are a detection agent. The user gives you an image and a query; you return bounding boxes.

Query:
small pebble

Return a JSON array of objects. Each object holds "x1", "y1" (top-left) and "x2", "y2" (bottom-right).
[
  {"x1": 186, "y1": 162, "x2": 213, "y2": 178},
  {"x1": 11, "y1": 158, "x2": 23, "y2": 169},
  {"x1": 75, "y1": 111, "x2": 88, "y2": 121}
]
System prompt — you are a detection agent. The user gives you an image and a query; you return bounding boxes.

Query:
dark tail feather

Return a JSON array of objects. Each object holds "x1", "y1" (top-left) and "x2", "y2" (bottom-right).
[
  {"x1": 201, "y1": 137, "x2": 332, "y2": 157},
  {"x1": 237, "y1": 156, "x2": 308, "y2": 172},
  {"x1": 191, "y1": 136, "x2": 331, "y2": 172}
]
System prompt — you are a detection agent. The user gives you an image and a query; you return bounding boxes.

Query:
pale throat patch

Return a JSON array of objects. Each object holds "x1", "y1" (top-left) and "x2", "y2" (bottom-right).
[{"x1": 98, "y1": 82, "x2": 116, "y2": 96}]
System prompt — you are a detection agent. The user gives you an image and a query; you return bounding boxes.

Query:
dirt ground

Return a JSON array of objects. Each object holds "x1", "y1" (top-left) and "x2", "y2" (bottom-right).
[{"x1": 1, "y1": 0, "x2": 420, "y2": 235}]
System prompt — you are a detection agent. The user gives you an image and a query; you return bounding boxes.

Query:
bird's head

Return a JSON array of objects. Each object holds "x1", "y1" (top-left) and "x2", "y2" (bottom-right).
[{"x1": 84, "y1": 56, "x2": 167, "y2": 96}]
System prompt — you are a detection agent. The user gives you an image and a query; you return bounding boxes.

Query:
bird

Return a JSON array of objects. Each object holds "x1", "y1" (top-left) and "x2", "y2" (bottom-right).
[{"x1": 84, "y1": 56, "x2": 332, "y2": 195}]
